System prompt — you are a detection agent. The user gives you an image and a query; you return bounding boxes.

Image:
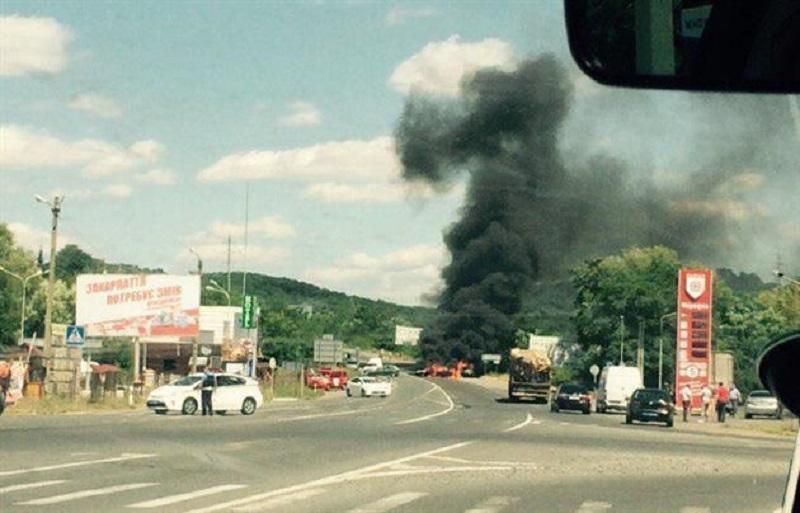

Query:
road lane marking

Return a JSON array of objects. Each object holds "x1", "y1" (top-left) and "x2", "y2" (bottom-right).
[
  {"x1": 503, "y1": 413, "x2": 534, "y2": 432},
  {"x1": 679, "y1": 508, "x2": 711, "y2": 513},
  {"x1": 182, "y1": 441, "x2": 473, "y2": 513},
  {"x1": 344, "y1": 492, "x2": 427, "y2": 513},
  {"x1": 127, "y1": 484, "x2": 247, "y2": 508},
  {"x1": 346, "y1": 466, "x2": 511, "y2": 480},
  {"x1": 394, "y1": 379, "x2": 455, "y2": 425},
  {"x1": 0, "y1": 480, "x2": 67, "y2": 494},
  {"x1": 426, "y1": 455, "x2": 537, "y2": 469},
  {"x1": 576, "y1": 501, "x2": 612, "y2": 513},
  {"x1": 231, "y1": 488, "x2": 326, "y2": 512},
  {"x1": 0, "y1": 453, "x2": 157, "y2": 477},
  {"x1": 17, "y1": 483, "x2": 157, "y2": 505},
  {"x1": 465, "y1": 495, "x2": 520, "y2": 513}
]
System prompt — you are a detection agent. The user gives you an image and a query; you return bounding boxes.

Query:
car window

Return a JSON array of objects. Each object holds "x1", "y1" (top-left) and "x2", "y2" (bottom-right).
[
  {"x1": 559, "y1": 385, "x2": 584, "y2": 394},
  {"x1": 217, "y1": 376, "x2": 241, "y2": 387},
  {"x1": 750, "y1": 390, "x2": 773, "y2": 398},
  {"x1": 633, "y1": 390, "x2": 669, "y2": 402},
  {"x1": 171, "y1": 376, "x2": 202, "y2": 387}
]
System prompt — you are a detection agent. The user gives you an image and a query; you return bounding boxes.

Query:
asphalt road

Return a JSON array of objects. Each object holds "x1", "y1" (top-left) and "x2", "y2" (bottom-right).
[{"x1": 0, "y1": 375, "x2": 793, "y2": 513}]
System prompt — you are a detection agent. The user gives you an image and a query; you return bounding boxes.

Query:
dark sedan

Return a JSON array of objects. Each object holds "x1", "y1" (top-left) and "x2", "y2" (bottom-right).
[
  {"x1": 626, "y1": 388, "x2": 674, "y2": 427},
  {"x1": 550, "y1": 384, "x2": 592, "y2": 414}
]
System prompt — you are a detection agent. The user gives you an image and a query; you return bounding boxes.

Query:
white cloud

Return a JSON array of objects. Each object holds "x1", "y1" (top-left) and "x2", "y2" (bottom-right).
[
  {"x1": 68, "y1": 93, "x2": 123, "y2": 118},
  {"x1": 279, "y1": 101, "x2": 321, "y2": 127},
  {"x1": 206, "y1": 216, "x2": 296, "y2": 240},
  {"x1": 302, "y1": 181, "x2": 455, "y2": 204},
  {"x1": 0, "y1": 125, "x2": 165, "y2": 178},
  {"x1": 0, "y1": 16, "x2": 72, "y2": 76},
  {"x1": 103, "y1": 184, "x2": 132, "y2": 198},
  {"x1": 305, "y1": 244, "x2": 449, "y2": 305},
  {"x1": 197, "y1": 136, "x2": 397, "y2": 183},
  {"x1": 7, "y1": 221, "x2": 72, "y2": 252},
  {"x1": 45, "y1": 184, "x2": 133, "y2": 201},
  {"x1": 135, "y1": 168, "x2": 176, "y2": 185},
  {"x1": 386, "y1": 5, "x2": 437, "y2": 26},
  {"x1": 389, "y1": 35, "x2": 516, "y2": 97}
]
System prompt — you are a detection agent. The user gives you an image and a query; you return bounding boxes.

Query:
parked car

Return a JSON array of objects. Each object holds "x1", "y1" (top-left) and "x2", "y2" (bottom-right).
[
  {"x1": 367, "y1": 364, "x2": 400, "y2": 378},
  {"x1": 346, "y1": 376, "x2": 392, "y2": 398},
  {"x1": 305, "y1": 369, "x2": 331, "y2": 391},
  {"x1": 745, "y1": 389, "x2": 783, "y2": 419},
  {"x1": 319, "y1": 367, "x2": 349, "y2": 389},
  {"x1": 626, "y1": 388, "x2": 674, "y2": 427},
  {"x1": 550, "y1": 383, "x2": 591, "y2": 414},
  {"x1": 146, "y1": 373, "x2": 263, "y2": 415},
  {"x1": 596, "y1": 365, "x2": 642, "y2": 413}
]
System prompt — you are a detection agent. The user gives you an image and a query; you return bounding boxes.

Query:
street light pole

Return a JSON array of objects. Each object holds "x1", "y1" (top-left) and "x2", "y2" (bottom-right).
[
  {"x1": 619, "y1": 315, "x2": 625, "y2": 365},
  {"x1": 0, "y1": 266, "x2": 45, "y2": 345},
  {"x1": 659, "y1": 311, "x2": 678, "y2": 390},
  {"x1": 188, "y1": 248, "x2": 203, "y2": 373},
  {"x1": 35, "y1": 195, "x2": 62, "y2": 357},
  {"x1": 205, "y1": 280, "x2": 231, "y2": 306},
  {"x1": 774, "y1": 270, "x2": 800, "y2": 287}
]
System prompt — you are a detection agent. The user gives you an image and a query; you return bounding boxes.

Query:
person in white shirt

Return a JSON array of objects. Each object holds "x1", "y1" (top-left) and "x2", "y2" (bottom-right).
[
  {"x1": 729, "y1": 384, "x2": 741, "y2": 417},
  {"x1": 701, "y1": 384, "x2": 713, "y2": 421},
  {"x1": 681, "y1": 384, "x2": 692, "y2": 422}
]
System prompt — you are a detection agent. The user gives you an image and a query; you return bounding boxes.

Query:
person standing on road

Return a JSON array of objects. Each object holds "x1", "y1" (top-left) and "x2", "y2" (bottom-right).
[
  {"x1": 716, "y1": 382, "x2": 730, "y2": 423},
  {"x1": 681, "y1": 384, "x2": 692, "y2": 422},
  {"x1": 201, "y1": 372, "x2": 215, "y2": 416},
  {"x1": 701, "y1": 384, "x2": 712, "y2": 421},
  {"x1": 729, "y1": 384, "x2": 741, "y2": 418},
  {"x1": 0, "y1": 361, "x2": 10, "y2": 414}
]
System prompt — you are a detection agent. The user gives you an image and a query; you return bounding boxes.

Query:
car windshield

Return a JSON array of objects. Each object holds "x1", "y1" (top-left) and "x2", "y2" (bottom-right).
[
  {"x1": 170, "y1": 376, "x2": 202, "y2": 387},
  {"x1": 634, "y1": 390, "x2": 669, "y2": 402},
  {"x1": 1, "y1": 3, "x2": 797, "y2": 513}
]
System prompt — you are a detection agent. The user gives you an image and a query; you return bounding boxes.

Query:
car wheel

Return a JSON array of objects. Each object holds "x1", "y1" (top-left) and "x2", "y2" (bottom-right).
[
  {"x1": 745, "y1": 413, "x2": 752, "y2": 419},
  {"x1": 583, "y1": 407, "x2": 591, "y2": 415},
  {"x1": 182, "y1": 398, "x2": 198, "y2": 415},
  {"x1": 241, "y1": 397, "x2": 257, "y2": 415},
  {"x1": 361, "y1": 389, "x2": 367, "y2": 397},
  {"x1": 551, "y1": 404, "x2": 559, "y2": 413},
  {"x1": 155, "y1": 410, "x2": 167, "y2": 415},
  {"x1": 346, "y1": 388, "x2": 352, "y2": 397},
  {"x1": 666, "y1": 417, "x2": 674, "y2": 428},
  {"x1": 625, "y1": 414, "x2": 632, "y2": 424},
  {"x1": 776, "y1": 411, "x2": 783, "y2": 420}
]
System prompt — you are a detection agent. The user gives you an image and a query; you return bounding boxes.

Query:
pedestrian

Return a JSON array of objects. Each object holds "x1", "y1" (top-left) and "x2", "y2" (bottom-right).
[
  {"x1": 201, "y1": 372, "x2": 215, "y2": 416},
  {"x1": 701, "y1": 384, "x2": 712, "y2": 421},
  {"x1": 681, "y1": 384, "x2": 692, "y2": 422},
  {"x1": 716, "y1": 382, "x2": 730, "y2": 423},
  {"x1": 0, "y1": 361, "x2": 10, "y2": 414},
  {"x1": 729, "y1": 384, "x2": 741, "y2": 418}
]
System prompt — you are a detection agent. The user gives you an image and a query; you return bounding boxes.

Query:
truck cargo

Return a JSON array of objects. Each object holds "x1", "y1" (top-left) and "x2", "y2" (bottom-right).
[{"x1": 508, "y1": 347, "x2": 552, "y2": 402}]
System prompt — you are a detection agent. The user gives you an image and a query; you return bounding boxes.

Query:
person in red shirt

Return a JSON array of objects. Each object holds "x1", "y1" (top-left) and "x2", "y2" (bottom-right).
[{"x1": 716, "y1": 382, "x2": 730, "y2": 423}]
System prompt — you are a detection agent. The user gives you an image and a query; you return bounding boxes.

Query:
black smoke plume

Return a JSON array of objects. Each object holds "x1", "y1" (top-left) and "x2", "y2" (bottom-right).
[{"x1": 395, "y1": 55, "x2": 793, "y2": 365}]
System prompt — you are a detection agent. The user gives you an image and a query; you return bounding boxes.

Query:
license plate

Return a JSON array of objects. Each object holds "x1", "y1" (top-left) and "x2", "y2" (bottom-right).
[
  {"x1": 570, "y1": 394, "x2": 580, "y2": 400},
  {"x1": 643, "y1": 412, "x2": 657, "y2": 417}
]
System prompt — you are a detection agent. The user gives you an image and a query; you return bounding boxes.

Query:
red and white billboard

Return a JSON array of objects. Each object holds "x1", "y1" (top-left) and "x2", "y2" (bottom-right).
[
  {"x1": 674, "y1": 268, "x2": 713, "y2": 409},
  {"x1": 76, "y1": 274, "x2": 200, "y2": 338}
]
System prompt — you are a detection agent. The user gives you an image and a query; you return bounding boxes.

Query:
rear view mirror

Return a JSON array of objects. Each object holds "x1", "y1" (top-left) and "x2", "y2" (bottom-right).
[
  {"x1": 564, "y1": 0, "x2": 800, "y2": 93},
  {"x1": 758, "y1": 331, "x2": 800, "y2": 416}
]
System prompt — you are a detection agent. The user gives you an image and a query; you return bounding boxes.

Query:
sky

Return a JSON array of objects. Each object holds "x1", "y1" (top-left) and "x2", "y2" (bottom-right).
[{"x1": 1, "y1": 2, "x2": 797, "y2": 305}]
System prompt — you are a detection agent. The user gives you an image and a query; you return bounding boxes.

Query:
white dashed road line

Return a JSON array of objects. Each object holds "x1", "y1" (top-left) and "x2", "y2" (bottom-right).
[
  {"x1": 464, "y1": 495, "x2": 520, "y2": 513},
  {"x1": 344, "y1": 492, "x2": 428, "y2": 513},
  {"x1": 126, "y1": 484, "x2": 248, "y2": 508},
  {"x1": 0, "y1": 453, "x2": 156, "y2": 478},
  {"x1": 231, "y1": 488, "x2": 327, "y2": 512},
  {"x1": 575, "y1": 501, "x2": 612, "y2": 513},
  {"x1": 0, "y1": 480, "x2": 67, "y2": 495},
  {"x1": 16, "y1": 483, "x2": 157, "y2": 506}
]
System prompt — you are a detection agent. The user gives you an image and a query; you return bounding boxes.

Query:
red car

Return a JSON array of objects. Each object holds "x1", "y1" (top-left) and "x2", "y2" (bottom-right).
[
  {"x1": 305, "y1": 369, "x2": 331, "y2": 390},
  {"x1": 319, "y1": 368, "x2": 349, "y2": 389}
]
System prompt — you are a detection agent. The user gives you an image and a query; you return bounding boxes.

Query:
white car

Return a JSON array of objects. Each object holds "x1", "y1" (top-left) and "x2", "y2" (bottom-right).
[
  {"x1": 346, "y1": 376, "x2": 392, "y2": 398},
  {"x1": 146, "y1": 373, "x2": 263, "y2": 415}
]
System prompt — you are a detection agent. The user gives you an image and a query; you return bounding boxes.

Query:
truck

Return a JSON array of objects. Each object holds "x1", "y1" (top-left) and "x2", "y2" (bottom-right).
[{"x1": 508, "y1": 348, "x2": 552, "y2": 402}]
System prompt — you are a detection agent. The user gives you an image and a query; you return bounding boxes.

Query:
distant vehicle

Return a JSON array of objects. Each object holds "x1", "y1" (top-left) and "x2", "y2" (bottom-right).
[
  {"x1": 508, "y1": 348, "x2": 551, "y2": 402},
  {"x1": 596, "y1": 365, "x2": 642, "y2": 413},
  {"x1": 346, "y1": 376, "x2": 392, "y2": 398},
  {"x1": 360, "y1": 357, "x2": 384, "y2": 374},
  {"x1": 424, "y1": 363, "x2": 451, "y2": 377},
  {"x1": 745, "y1": 389, "x2": 783, "y2": 419},
  {"x1": 550, "y1": 383, "x2": 592, "y2": 414},
  {"x1": 626, "y1": 388, "x2": 674, "y2": 427},
  {"x1": 345, "y1": 358, "x2": 359, "y2": 369},
  {"x1": 146, "y1": 373, "x2": 263, "y2": 415},
  {"x1": 368, "y1": 364, "x2": 400, "y2": 378},
  {"x1": 305, "y1": 369, "x2": 331, "y2": 391},
  {"x1": 319, "y1": 367, "x2": 348, "y2": 389}
]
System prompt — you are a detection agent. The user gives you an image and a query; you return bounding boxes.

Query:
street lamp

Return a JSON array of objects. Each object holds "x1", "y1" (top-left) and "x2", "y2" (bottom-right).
[
  {"x1": 0, "y1": 266, "x2": 46, "y2": 344},
  {"x1": 205, "y1": 279, "x2": 231, "y2": 306},
  {"x1": 659, "y1": 311, "x2": 678, "y2": 390},
  {"x1": 188, "y1": 247, "x2": 203, "y2": 277},
  {"x1": 774, "y1": 269, "x2": 800, "y2": 287},
  {"x1": 35, "y1": 194, "x2": 63, "y2": 356}
]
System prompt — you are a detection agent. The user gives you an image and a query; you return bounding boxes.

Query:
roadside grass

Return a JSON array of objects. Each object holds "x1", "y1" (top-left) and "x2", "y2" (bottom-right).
[
  {"x1": 725, "y1": 418, "x2": 799, "y2": 437},
  {"x1": 7, "y1": 395, "x2": 145, "y2": 416},
  {"x1": 261, "y1": 369, "x2": 326, "y2": 402}
]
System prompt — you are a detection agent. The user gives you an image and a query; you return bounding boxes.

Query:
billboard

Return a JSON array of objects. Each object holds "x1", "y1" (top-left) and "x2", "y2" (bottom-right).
[
  {"x1": 394, "y1": 325, "x2": 423, "y2": 346},
  {"x1": 76, "y1": 274, "x2": 200, "y2": 337},
  {"x1": 674, "y1": 268, "x2": 713, "y2": 410}
]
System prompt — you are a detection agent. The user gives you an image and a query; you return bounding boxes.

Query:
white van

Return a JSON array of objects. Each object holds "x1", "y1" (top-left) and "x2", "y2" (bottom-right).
[{"x1": 596, "y1": 366, "x2": 642, "y2": 413}]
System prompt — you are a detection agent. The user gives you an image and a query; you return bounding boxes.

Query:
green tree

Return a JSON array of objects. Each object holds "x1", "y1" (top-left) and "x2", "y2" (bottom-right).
[
  {"x1": 0, "y1": 223, "x2": 40, "y2": 348},
  {"x1": 55, "y1": 244, "x2": 95, "y2": 284},
  {"x1": 26, "y1": 279, "x2": 76, "y2": 337}
]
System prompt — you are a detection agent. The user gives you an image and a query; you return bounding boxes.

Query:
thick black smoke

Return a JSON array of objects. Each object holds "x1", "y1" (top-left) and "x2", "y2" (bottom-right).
[{"x1": 395, "y1": 55, "x2": 793, "y2": 364}]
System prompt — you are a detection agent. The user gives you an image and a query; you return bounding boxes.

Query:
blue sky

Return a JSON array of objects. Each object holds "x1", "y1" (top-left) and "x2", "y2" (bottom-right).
[{"x1": 2, "y1": 2, "x2": 794, "y2": 304}]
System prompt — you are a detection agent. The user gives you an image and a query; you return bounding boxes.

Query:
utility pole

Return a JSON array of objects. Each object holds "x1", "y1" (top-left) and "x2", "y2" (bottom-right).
[
  {"x1": 619, "y1": 315, "x2": 625, "y2": 365},
  {"x1": 188, "y1": 247, "x2": 202, "y2": 373},
  {"x1": 226, "y1": 234, "x2": 232, "y2": 293},
  {"x1": 242, "y1": 183, "x2": 250, "y2": 296},
  {"x1": 637, "y1": 318, "x2": 645, "y2": 378},
  {"x1": 37, "y1": 195, "x2": 62, "y2": 355}
]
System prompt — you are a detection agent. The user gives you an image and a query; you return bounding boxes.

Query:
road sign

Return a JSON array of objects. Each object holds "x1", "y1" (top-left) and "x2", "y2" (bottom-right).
[
  {"x1": 268, "y1": 357, "x2": 277, "y2": 370},
  {"x1": 65, "y1": 325, "x2": 85, "y2": 347},
  {"x1": 589, "y1": 364, "x2": 600, "y2": 377},
  {"x1": 481, "y1": 353, "x2": 502, "y2": 364},
  {"x1": 313, "y1": 337, "x2": 343, "y2": 364},
  {"x1": 241, "y1": 295, "x2": 258, "y2": 329}
]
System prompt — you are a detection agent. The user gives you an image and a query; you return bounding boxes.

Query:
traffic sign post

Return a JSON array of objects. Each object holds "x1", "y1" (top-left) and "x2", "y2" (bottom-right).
[
  {"x1": 65, "y1": 325, "x2": 85, "y2": 347},
  {"x1": 590, "y1": 364, "x2": 600, "y2": 387}
]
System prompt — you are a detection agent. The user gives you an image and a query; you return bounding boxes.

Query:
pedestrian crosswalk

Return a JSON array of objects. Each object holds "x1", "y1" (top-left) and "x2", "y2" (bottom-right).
[{"x1": 0, "y1": 453, "x2": 760, "y2": 513}]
